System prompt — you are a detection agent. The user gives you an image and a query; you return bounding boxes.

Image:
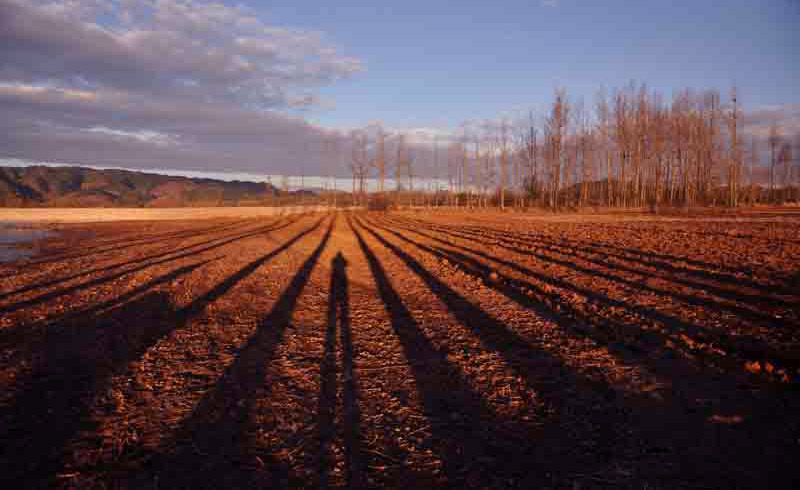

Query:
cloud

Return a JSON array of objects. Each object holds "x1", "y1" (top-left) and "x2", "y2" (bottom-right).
[
  {"x1": 540, "y1": 0, "x2": 560, "y2": 8},
  {"x1": 378, "y1": 126, "x2": 455, "y2": 147},
  {"x1": 0, "y1": 0, "x2": 362, "y2": 104},
  {"x1": 742, "y1": 103, "x2": 800, "y2": 141},
  {"x1": 86, "y1": 127, "x2": 178, "y2": 147},
  {"x1": 0, "y1": 0, "x2": 364, "y2": 176}
]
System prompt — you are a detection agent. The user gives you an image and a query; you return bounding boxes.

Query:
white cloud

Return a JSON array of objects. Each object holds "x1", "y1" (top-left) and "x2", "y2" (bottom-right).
[
  {"x1": 0, "y1": 0, "x2": 364, "y2": 106},
  {"x1": 0, "y1": 0, "x2": 366, "y2": 176},
  {"x1": 391, "y1": 127, "x2": 455, "y2": 147},
  {"x1": 87, "y1": 127, "x2": 178, "y2": 147}
]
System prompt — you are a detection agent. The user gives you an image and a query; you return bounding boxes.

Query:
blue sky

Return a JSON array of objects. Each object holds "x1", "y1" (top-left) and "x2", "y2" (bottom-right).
[
  {"x1": 261, "y1": 0, "x2": 800, "y2": 129},
  {"x1": 0, "y1": 0, "x2": 797, "y2": 178}
]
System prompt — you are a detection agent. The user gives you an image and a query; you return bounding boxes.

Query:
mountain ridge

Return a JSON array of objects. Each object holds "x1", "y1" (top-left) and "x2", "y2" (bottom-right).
[{"x1": 0, "y1": 166, "x2": 291, "y2": 207}]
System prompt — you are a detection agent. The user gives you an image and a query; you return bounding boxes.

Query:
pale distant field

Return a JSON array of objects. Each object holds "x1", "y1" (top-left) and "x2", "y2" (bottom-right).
[
  {"x1": 2, "y1": 205, "x2": 799, "y2": 224},
  {"x1": 0, "y1": 205, "x2": 332, "y2": 223}
]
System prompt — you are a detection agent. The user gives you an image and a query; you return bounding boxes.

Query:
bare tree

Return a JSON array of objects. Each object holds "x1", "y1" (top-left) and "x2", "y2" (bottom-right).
[
  {"x1": 373, "y1": 125, "x2": 387, "y2": 196},
  {"x1": 432, "y1": 135, "x2": 440, "y2": 207},
  {"x1": 497, "y1": 118, "x2": 511, "y2": 209},
  {"x1": 633, "y1": 84, "x2": 648, "y2": 207},
  {"x1": 460, "y1": 127, "x2": 470, "y2": 208},
  {"x1": 446, "y1": 139, "x2": 455, "y2": 206},
  {"x1": 614, "y1": 88, "x2": 630, "y2": 206},
  {"x1": 410, "y1": 83, "x2": 786, "y2": 212},
  {"x1": 546, "y1": 89, "x2": 569, "y2": 208},
  {"x1": 795, "y1": 134, "x2": 800, "y2": 202},
  {"x1": 768, "y1": 121, "x2": 781, "y2": 203},
  {"x1": 572, "y1": 99, "x2": 588, "y2": 207},
  {"x1": 748, "y1": 136, "x2": 758, "y2": 204},
  {"x1": 595, "y1": 88, "x2": 613, "y2": 207},
  {"x1": 350, "y1": 129, "x2": 370, "y2": 206},
  {"x1": 779, "y1": 142, "x2": 792, "y2": 204},
  {"x1": 473, "y1": 131, "x2": 482, "y2": 208},
  {"x1": 523, "y1": 111, "x2": 539, "y2": 207},
  {"x1": 727, "y1": 87, "x2": 742, "y2": 207},
  {"x1": 322, "y1": 132, "x2": 346, "y2": 208},
  {"x1": 394, "y1": 134, "x2": 414, "y2": 207}
]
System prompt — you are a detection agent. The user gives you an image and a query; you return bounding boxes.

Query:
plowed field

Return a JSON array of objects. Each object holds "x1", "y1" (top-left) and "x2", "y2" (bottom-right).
[{"x1": 1, "y1": 211, "x2": 798, "y2": 488}]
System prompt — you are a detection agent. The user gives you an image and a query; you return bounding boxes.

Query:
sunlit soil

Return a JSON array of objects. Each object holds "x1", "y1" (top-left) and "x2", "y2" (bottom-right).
[{"x1": 0, "y1": 210, "x2": 798, "y2": 488}]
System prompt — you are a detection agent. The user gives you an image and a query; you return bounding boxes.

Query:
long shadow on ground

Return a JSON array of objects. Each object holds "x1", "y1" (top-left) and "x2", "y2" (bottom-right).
[
  {"x1": 352, "y1": 216, "x2": 621, "y2": 488},
  {"x1": 0, "y1": 216, "x2": 304, "y2": 373},
  {"x1": 356, "y1": 215, "x2": 800, "y2": 488},
  {"x1": 400, "y1": 216, "x2": 785, "y2": 292},
  {"x1": 0, "y1": 217, "x2": 324, "y2": 487},
  {"x1": 11, "y1": 219, "x2": 252, "y2": 273},
  {"x1": 128, "y1": 219, "x2": 333, "y2": 489},
  {"x1": 380, "y1": 215, "x2": 799, "y2": 373},
  {"x1": 392, "y1": 216, "x2": 796, "y2": 314},
  {"x1": 0, "y1": 218, "x2": 284, "y2": 302},
  {"x1": 0, "y1": 216, "x2": 299, "y2": 314}
]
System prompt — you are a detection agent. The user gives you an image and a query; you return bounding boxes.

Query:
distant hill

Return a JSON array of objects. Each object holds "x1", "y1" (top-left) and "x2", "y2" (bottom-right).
[{"x1": 0, "y1": 166, "x2": 293, "y2": 207}]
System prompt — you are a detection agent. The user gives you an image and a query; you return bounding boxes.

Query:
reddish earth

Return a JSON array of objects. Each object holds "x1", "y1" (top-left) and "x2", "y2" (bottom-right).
[{"x1": 0, "y1": 211, "x2": 798, "y2": 488}]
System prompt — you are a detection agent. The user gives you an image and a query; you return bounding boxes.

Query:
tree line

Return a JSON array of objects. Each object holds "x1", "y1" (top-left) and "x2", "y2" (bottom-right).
[{"x1": 333, "y1": 84, "x2": 798, "y2": 209}]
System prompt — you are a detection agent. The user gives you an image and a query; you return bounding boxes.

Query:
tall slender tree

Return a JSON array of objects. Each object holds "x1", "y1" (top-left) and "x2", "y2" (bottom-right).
[{"x1": 768, "y1": 121, "x2": 781, "y2": 203}]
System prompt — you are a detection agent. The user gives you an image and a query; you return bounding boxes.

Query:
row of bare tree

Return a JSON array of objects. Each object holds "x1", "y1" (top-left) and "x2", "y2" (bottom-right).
[{"x1": 336, "y1": 84, "x2": 798, "y2": 209}]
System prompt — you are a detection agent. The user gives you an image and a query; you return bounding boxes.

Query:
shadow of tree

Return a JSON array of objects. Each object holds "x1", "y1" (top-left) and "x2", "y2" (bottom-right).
[
  {"x1": 0, "y1": 216, "x2": 300, "y2": 315},
  {"x1": 132, "y1": 219, "x2": 333, "y2": 489},
  {"x1": 402, "y1": 216, "x2": 797, "y2": 313},
  {"x1": 380, "y1": 215, "x2": 799, "y2": 373},
  {"x1": 0, "y1": 217, "x2": 325, "y2": 487},
  {"x1": 0, "y1": 217, "x2": 286, "y2": 302},
  {"x1": 399, "y1": 216, "x2": 784, "y2": 292},
  {"x1": 0, "y1": 285, "x2": 195, "y2": 485},
  {"x1": 15, "y1": 219, "x2": 252, "y2": 271},
  {"x1": 355, "y1": 214, "x2": 800, "y2": 488},
  {"x1": 351, "y1": 216, "x2": 622, "y2": 487}
]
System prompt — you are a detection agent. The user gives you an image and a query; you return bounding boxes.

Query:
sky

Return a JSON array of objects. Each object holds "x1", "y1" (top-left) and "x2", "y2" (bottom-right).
[{"x1": 1, "y1": 0, "x2": 798, "y2": 180}]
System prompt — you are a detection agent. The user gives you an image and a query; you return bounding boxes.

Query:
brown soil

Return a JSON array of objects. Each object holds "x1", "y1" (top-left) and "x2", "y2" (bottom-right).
[
  {"x1": 0, "y1": 211, "x2": 798, "y2": 488},
  {"x1": 0, "y1": 206, "x2": 330, "y2": 223}
]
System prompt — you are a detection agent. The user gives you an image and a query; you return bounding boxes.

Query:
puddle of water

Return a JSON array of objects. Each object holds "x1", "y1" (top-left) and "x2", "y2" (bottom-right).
[{"x1": 0, "y1": 223, "x2": 56, "y2": 263}]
